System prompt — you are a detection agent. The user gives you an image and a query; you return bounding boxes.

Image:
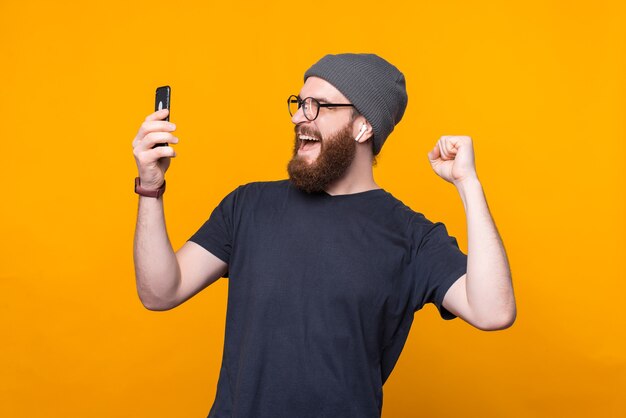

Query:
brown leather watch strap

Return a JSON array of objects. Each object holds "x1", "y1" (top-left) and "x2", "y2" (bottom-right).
[{"x1": 134, "y1": 177, "x2": 166, "y2": 198}]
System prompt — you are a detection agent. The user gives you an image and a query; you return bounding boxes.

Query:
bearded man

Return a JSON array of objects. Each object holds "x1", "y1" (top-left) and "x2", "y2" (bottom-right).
[{"x1": 132, "y1": 53, "x2": 516, "y2": 418}]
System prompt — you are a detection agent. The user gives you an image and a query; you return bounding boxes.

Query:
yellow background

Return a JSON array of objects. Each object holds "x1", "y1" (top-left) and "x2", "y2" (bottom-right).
[{"x1": 1, "y1": 0, "x2": 624, "y2": 417}]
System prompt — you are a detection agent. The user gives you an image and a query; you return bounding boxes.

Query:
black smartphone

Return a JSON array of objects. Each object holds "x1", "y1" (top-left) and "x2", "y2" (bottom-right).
[
  {"x1": 154, "y1": 85, "x2": 171, "y2": 147},
  {"x1": 155, "y1": 85, "x2": 171, "y2": 120}
]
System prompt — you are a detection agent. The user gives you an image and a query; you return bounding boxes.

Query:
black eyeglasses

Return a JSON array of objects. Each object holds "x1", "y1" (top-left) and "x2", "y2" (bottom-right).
[{"x1": 287, "y1": 95, "x2": 354, "y2": 121}]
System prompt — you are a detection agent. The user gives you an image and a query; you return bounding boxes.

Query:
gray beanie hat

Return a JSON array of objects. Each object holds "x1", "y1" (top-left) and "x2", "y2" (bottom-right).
[{"x1": 304, "y1": 53, "x2": 408, "y2": 155}]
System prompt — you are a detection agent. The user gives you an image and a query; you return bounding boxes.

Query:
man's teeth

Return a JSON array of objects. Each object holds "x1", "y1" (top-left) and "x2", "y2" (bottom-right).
[{"x1": 299, "y1": 135, "x2": 320, "y2": 141}]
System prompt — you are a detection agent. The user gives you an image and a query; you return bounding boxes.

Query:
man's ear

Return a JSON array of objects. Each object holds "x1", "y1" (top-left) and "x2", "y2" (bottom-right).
[{"x1": 353, "y1": 118, "x2": 373, "y2": 143}]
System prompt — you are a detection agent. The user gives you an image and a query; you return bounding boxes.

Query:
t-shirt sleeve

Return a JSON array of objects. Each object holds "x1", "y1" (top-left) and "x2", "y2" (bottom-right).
[
  {"x1": 412, "y1": 220, "x2": 468, "y2": 320},
  {"x1": 188, "y1": 187, "x2": 239, "y2": 275}
]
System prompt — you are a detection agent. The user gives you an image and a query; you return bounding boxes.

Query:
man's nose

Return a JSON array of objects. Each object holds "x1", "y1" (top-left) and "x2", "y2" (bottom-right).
[{"x1": 291, "y1": 106, "x2": 307, "y2": 125}]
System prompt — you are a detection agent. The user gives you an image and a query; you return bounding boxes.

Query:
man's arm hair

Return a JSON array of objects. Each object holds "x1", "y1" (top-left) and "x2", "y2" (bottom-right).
[{"x1": 133, "y1": 196, "x2": 227, "y2": 311}]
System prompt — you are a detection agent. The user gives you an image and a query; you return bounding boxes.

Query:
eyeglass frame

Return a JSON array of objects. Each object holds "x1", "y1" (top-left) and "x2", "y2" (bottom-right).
[{"x1": 287, "y1": 95, "x2": 355, "y2": 121}]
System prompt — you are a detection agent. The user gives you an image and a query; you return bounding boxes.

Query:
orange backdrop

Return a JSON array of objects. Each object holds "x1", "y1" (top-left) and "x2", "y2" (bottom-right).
[{"x1": 1, "y1": 1, "x2": 624, "y2": 417}]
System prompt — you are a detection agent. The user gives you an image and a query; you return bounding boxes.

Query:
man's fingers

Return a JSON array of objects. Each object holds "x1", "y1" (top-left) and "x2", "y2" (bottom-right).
[
  {"x1": 437, "y1": 135, "x2": 466, "y2": 160},
  {"x1": 135, "y1": 145, "x2": 176, "y2": 165},
  {"x1": 153, "y1": 145, "x2": 176, "y2": 159},
  {"x1": 136, "y1": 119, "x2": 176, "y2": 140},
  {"x1": 428, "y1": 144, "x2": 440, "y2": 161},
  {"x1": 438, "y1": 141, "x2": 451, "y2": 160},
  {"x1": 133, "y1": 132, "x2": 178, "y2": 152},
  {"x1": 443, "y1": 135, "x2": 471, "y2": 149},
  {"x1": 139, "y1": 132, "x2": 178, "y2": 149},
  {"x1": 145, "y1": 108, "x2": 170, "y2": 121},
  {"x1": 138, "y1": 119, "x2": 176, "y2": 135},
  {"x1": 428, "y1": 135, "x2": 472, "y2": 161}
]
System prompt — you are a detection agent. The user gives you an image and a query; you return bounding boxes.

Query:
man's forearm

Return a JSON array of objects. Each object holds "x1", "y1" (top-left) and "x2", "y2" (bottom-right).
[
  {"x1": 456, "y1": 177, "x2": 516, "y2": 327},
  {"x1": 133, "y1": 196, "x2": 181, "y2": 310}
]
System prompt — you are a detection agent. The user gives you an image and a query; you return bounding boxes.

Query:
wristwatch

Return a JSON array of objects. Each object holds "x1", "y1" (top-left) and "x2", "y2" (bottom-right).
[{"x1": 134, "y1": 177, "x2": 166, "y2": 198}]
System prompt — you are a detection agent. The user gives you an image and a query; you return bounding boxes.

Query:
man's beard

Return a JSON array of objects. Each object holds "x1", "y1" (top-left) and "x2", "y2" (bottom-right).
[{"x1": 287, "y1": 123, "x2": 357, "y2": 194}]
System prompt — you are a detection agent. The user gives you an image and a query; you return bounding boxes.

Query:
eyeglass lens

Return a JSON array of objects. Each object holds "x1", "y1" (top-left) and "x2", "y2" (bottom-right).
[{"x1": 288, "y1": 96, "x2": 319, "y2": 121}]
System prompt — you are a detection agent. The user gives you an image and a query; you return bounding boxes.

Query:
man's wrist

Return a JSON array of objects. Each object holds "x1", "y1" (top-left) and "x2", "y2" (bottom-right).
[
  {"x1": 134, "y1": 177, "x2": 166, "y2": 198},
  {"x1": 454, "y1": 176, "x2": 482, "y2": 210},
  {"x1": 454, "y1": 174, "x2": 480, "y2": 191}
]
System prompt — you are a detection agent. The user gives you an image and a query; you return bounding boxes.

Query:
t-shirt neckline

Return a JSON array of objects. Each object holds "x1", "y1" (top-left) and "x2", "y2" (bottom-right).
[{"x1": 321, "y1": 187, "x2": 386, "y2": 199}]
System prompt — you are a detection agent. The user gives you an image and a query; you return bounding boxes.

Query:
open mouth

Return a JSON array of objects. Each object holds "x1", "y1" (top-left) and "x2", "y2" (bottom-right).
[{"x1": 298, "y1": 134, "x2": 321, "y2": 153}]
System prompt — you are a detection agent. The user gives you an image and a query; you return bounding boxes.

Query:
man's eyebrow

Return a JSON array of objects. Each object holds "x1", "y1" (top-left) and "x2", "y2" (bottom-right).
[
  {"x1": 315, "y1": 97, "x2": 333, "y2": 104},
  {"x1": 300, "y1": 95, "x2": 334, "y2": 104}
]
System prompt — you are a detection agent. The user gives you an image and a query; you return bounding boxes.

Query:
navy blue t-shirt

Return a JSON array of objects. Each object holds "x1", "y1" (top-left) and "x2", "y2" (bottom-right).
[{"x1": 189, "y1": 180, "x2": 467, "y2": 418}]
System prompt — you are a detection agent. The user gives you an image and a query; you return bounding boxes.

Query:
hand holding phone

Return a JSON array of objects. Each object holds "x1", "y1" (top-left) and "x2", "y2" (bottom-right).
[{"x1": 131, "y1": 86, "x2": 177, "y2": 190}]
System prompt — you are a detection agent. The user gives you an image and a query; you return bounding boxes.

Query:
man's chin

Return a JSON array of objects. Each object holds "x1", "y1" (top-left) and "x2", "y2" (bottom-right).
[{"x1": 296, "y1": 154, "x2": 318, "y2": 165}]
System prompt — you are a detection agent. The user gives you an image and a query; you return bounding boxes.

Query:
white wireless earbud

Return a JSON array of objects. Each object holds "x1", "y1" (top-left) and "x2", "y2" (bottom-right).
[{"x1": 355, "y1": 124, "x2": 367, "y2": 142}]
